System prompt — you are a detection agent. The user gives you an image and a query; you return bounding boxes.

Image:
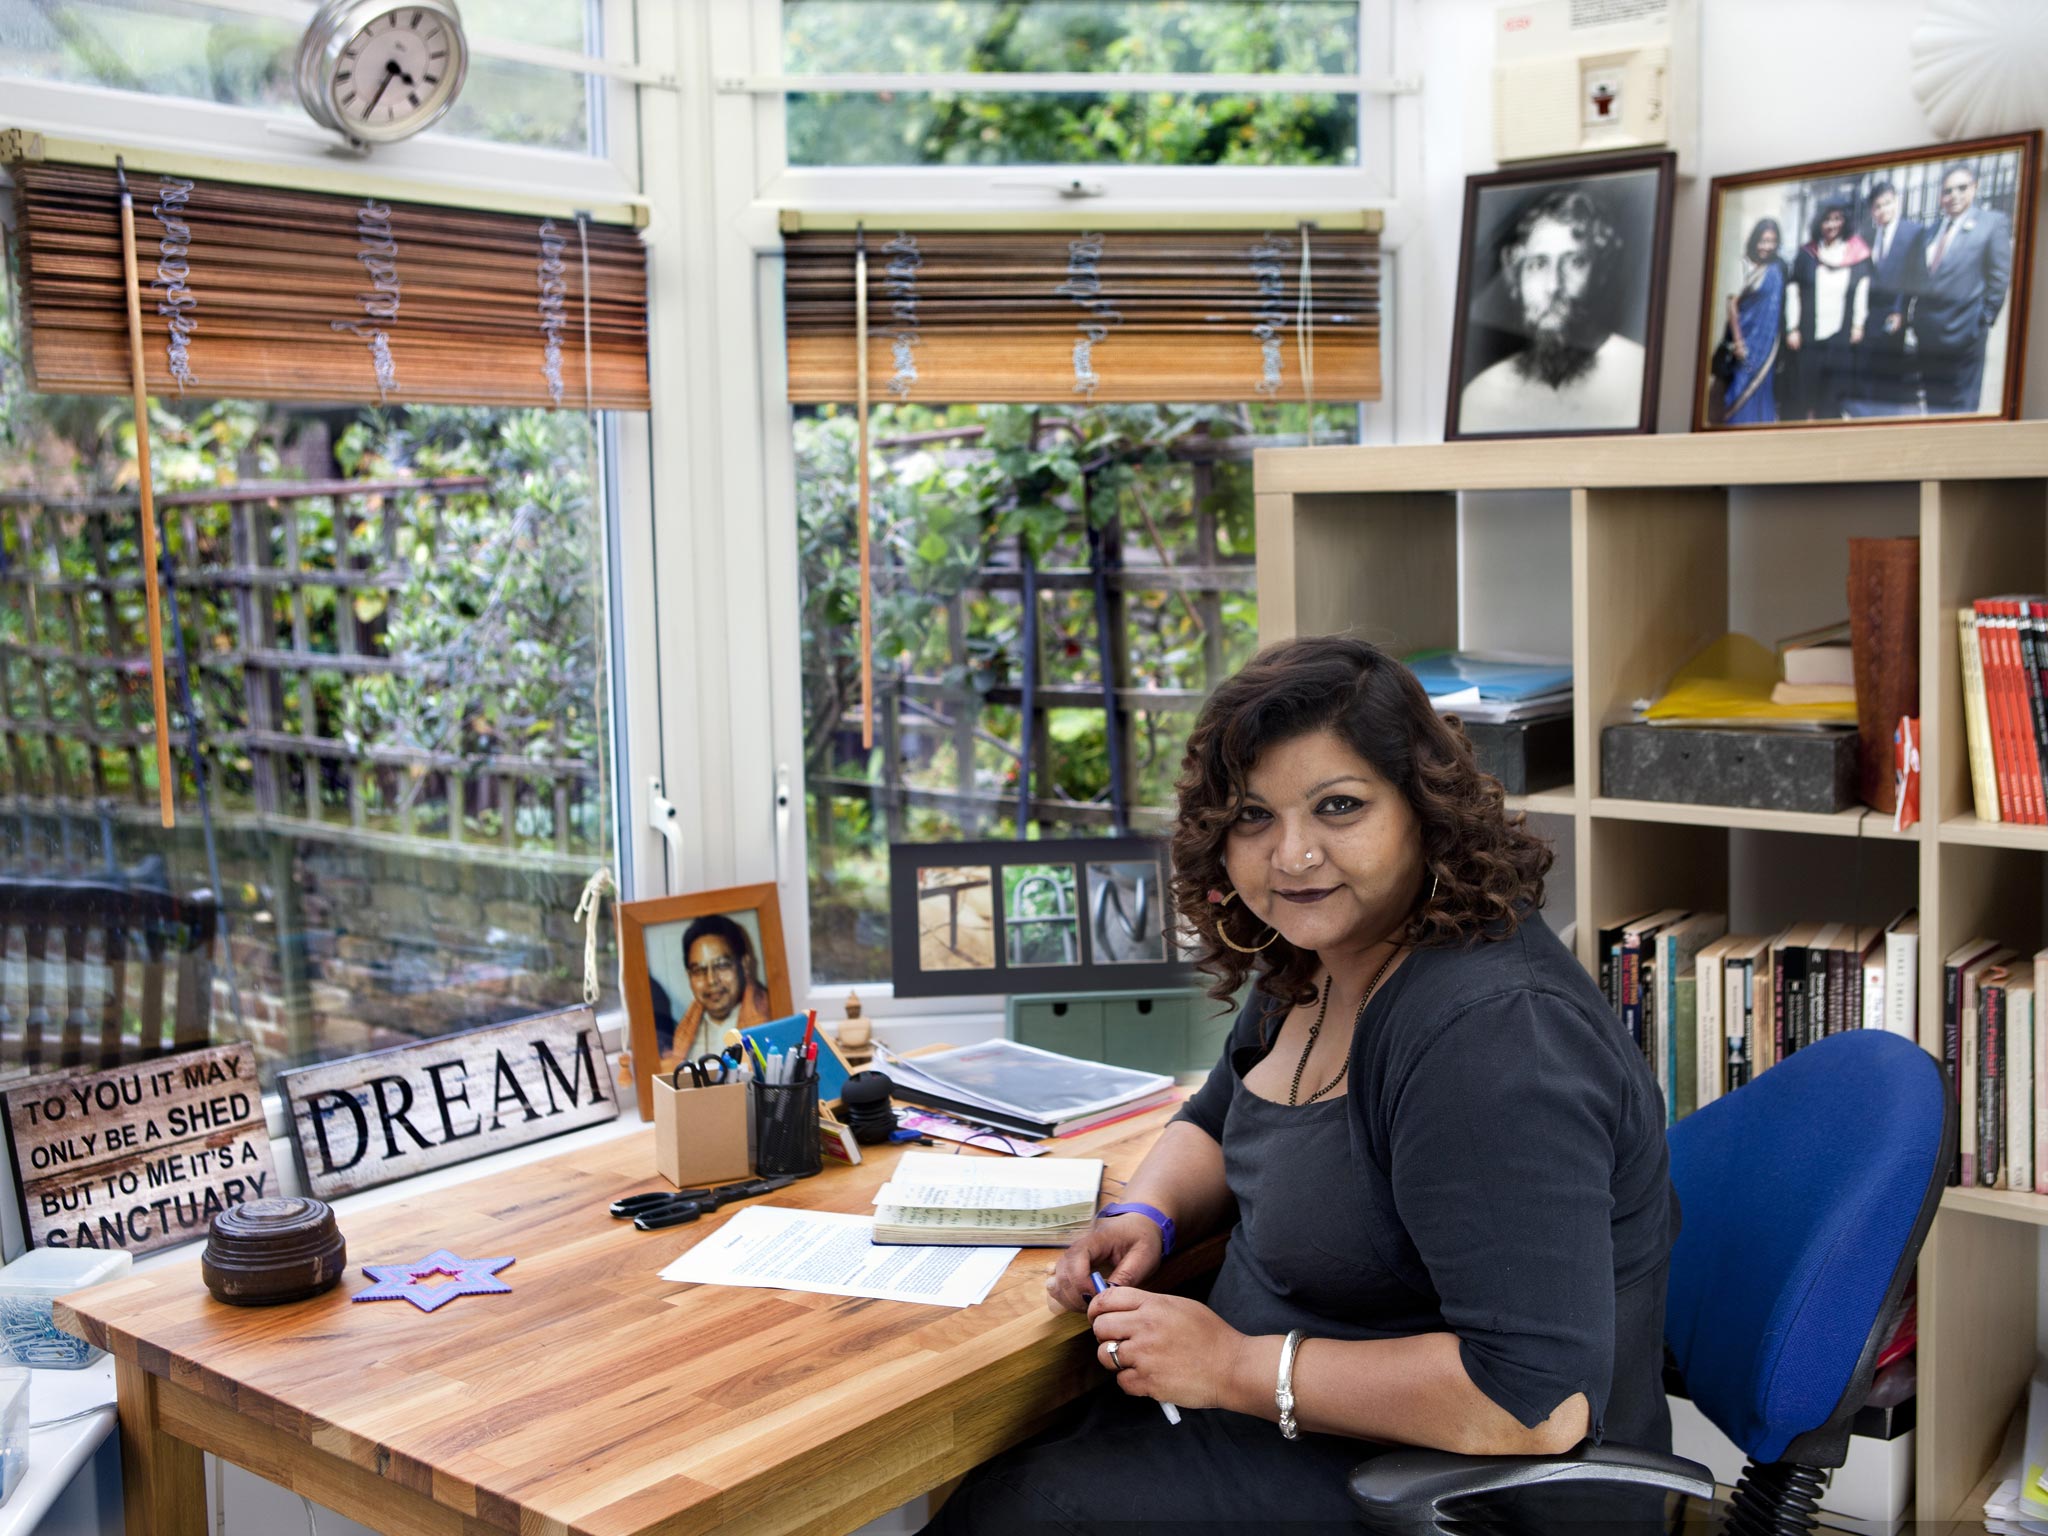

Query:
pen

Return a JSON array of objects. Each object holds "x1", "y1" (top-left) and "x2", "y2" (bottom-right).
[
  {"x1": 747, "y1": 1037, "x2": 771, "y2": 1079},
  {"x1": 802, "y1": 1008, "x2": 818, "y2": 1056},
  {"x1": 1090, "y1": 1273, "x2": 1181, "y2": 1426}
]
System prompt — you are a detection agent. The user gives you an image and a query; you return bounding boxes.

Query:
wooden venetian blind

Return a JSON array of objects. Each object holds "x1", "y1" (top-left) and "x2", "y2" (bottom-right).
[
  {"x1": 8, "y1": 160, "x2": 650, "y2": 410},
  {"x1": 784, "y1": 227, "x2": 1378, "y2": 405}
]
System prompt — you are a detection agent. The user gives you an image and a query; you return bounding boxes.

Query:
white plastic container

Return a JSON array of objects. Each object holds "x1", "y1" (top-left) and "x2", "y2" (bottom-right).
[
  {"x1": 0, "y1": 1369, "x2": 25, "y2": 1506},
  {"x1": 0, "y1": 1249, "x2": 132, "y2": 1369}
]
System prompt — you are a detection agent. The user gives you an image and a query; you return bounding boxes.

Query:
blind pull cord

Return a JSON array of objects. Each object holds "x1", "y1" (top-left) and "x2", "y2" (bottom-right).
[{"x1": 856, "y1": 223, "x2": 875, "y2": 751}]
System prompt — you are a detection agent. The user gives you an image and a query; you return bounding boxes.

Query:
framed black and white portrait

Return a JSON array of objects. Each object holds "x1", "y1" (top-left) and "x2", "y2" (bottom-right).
[
  {"x1": 1693, "y1": 131, "x2": 2039, "y2": 431},
  {"x1": 1446, "y1": 152, "x2": 1675, "y2": 441}
]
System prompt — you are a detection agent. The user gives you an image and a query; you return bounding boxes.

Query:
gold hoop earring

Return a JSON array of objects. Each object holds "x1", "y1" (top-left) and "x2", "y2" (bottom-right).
[{"x1": 1209, "y1": 889, "x2": 1279, "y2": 953}]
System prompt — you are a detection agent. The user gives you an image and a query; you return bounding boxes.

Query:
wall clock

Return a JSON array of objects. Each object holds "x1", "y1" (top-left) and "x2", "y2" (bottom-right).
[{"x1": 296, "y1": 0, "x2": 470, "y2": 146}]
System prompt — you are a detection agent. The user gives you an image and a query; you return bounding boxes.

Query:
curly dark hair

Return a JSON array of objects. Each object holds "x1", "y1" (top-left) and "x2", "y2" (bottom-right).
[{"x1": 1168, "y1": 636, "x2": 1553, "y2": 1010}]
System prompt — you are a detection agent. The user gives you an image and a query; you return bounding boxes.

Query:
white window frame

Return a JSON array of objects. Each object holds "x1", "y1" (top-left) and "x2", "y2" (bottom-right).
[
  {"x1": 0, "y1": 0, "x2": 644, "y2": 211},
  {"x1": 744, "y1": 0, "x2": 1402, "y2": 211},
  {"x1": 631, "y1": 0, "x2": 1423, "y2": 1020}
]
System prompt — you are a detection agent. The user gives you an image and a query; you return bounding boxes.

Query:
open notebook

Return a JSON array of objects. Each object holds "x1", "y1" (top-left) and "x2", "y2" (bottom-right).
[{"x1": 871, "y1": 1151, "x2": 1104, "y2": 1247}]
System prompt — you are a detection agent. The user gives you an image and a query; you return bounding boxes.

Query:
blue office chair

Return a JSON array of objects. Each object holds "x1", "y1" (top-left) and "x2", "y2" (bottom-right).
[{"x1": 1350, "y1": 1028, "x2": 1955, "y2": 1534}]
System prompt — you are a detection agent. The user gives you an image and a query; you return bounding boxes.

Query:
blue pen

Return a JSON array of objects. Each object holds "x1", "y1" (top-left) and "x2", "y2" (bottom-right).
[{"x1": 1090, "y1": 1272, "x2": 1181, "y2": 1425}]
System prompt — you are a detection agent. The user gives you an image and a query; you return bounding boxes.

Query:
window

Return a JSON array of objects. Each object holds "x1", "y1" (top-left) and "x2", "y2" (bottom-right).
[
  {"x1": 0, "y1": 263, "x2": 619, "y2": 1090},
  {"x1": 796, "y1": 400, "x2": 1357, "y2": 985},
  {"x1": 0, "y1": 0, "x2": 604, "y2": 152},
  {"x1": 781, "y1": 0, "x2": 1363, "y2": 168}
]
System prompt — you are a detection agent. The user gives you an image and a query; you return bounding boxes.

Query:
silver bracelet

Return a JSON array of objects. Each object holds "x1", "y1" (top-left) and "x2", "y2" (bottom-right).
[{"x1": 1276, "y1": 1328, "x2": 1306, "y2": 1440}]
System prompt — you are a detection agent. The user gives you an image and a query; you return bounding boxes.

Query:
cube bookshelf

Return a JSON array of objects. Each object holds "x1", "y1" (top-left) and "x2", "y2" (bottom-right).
[{"x1": 1255, "y1": 421, "x2": 2048, "y2": 1527}]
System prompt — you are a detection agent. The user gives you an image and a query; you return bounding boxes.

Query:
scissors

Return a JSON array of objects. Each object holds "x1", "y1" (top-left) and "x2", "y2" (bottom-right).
[{"x1": 677, "y1": 1054, "x2": 732, "y2": 1090}]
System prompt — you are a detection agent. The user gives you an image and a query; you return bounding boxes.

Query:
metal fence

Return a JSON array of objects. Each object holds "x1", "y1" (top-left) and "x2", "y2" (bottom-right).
[
  {"x1": 810, "y1": 430, "x2": 1265, "y2": 852},
  {"x1": 0, "y1": 478, "x2": 604, "y2": 873}
]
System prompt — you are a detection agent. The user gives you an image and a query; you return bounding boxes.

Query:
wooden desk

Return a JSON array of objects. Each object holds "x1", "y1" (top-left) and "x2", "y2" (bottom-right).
[{"x1": 58, "y1": 1104, "x2": 1197, "y2": 1536}]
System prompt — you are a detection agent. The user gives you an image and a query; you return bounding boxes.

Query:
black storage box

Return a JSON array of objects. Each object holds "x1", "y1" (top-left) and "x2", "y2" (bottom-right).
[
  {"x1": 1461, "y1": 714, "x2": 1572, "y2": 796},
  {"x1": 1601, "y1": 722, "x2": 1859, "y2": 813}
]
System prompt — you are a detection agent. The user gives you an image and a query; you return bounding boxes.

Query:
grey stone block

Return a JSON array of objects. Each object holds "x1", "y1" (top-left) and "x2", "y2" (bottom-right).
[{"x1": 1601, "y1": 723, "x2": 1859, "y2": 813}]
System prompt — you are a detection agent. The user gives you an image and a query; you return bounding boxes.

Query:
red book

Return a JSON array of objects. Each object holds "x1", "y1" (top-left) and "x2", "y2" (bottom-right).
[
  {"x1": 2004, "y1": 599, "x2": 2048, "y2": 823},
  {"x1": 1973, "y1": 603, "x2": 2016, "y2": 821},
  {"x1": 1981, "y1": 602, "x2": 2034, "y2": 822}
]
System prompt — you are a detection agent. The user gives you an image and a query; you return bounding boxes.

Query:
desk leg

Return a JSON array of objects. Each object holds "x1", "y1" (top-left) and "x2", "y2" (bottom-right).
[{"x1": 116, "y1": 1357, "x2": 207, "y2": 1536}]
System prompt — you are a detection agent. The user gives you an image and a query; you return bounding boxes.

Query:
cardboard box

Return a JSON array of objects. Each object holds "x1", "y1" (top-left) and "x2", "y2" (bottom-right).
[{"x1": 652, "y1": 1076, "x2": 751, "y2": 1188}]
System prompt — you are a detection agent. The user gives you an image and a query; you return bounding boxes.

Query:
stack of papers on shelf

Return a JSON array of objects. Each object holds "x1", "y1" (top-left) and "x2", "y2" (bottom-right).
[
  {"x1": 1404, "y1": 651, "x2": 1574, "y2": 723},
  {"x1": 872, "y1": 1151, "x2": 1104, "y2": 1247},
  {"x1": 1643, "y1": 634, "x2": 1858, "y2": 731},
  {"x1": 875, "y1": 1040, "x2": 1178, "y2": 1139}
]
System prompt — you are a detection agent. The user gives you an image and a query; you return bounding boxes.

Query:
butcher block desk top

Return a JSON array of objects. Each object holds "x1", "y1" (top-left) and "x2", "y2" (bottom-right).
[{"x1": 57, "y1": 1103, "x2": 1195, "y2": 1536}]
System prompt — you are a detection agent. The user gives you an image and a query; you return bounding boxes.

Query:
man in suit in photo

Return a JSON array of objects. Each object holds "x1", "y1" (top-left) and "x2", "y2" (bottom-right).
[
  {"x1": 1859, "y1": 181, "x2": 1926, "y2": 410},
  {"x1": 1912, "y1": 162, "x2": 2013, "y2": 415}
]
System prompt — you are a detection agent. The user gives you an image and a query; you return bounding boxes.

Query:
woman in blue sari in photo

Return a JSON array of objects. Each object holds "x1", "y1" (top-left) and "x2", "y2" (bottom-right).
[{"x1": 1723, "y1": 218, "x2": 1787, "y2": 424}]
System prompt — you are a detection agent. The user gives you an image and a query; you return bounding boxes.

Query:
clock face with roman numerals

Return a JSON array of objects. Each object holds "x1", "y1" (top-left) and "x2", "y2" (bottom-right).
[{"x1": 297, "y1": 0, "x2": 469, "y2": 146}]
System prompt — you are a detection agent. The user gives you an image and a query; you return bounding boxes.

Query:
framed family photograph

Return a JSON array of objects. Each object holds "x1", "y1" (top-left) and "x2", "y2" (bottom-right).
[
  {"x1": 888, "y1": 837, "x2": 1190, "y2": 999},
  {"x1": 1694, "y1": 130, "x2": 2040, "y2": 431},
  {"x1": 618, "y1": 882, "x2": 792, "y2": 1122},
  {"x1": 1446, "y1": 151, "x2": 1675, "y2": 441}
]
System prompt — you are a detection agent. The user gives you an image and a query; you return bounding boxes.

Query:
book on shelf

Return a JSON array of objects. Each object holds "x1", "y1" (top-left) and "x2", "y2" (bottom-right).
[
  {"x1": 873, "y1": 1040, "x2": 1178, "y2": 1140},
  {"x1": 1769, "y1": 681, "x2": 1855, "y2": 706},
  {"x1": 2036, "y1": 949, "x2": 2048, "y2": 1196},
  {"x1": 1978, "y1": 969, "x2": 2009, "y2": 1189},
  {"x1": 1954, "y1": 945, "x2": 2015, "y2": 1187},
  {"x1": 1672, "y1": 912, "x2": 1919, "y2": 1115},
  {"x1": 1848, "y1": 538, "x2": 1919, "y2": 815},
  {"x1": 1672, "y1": 971, "x2": 1698, "y2": 1122},
  {"x1": 1619, "y1": 909, "x2": 1690, "y2": 1060},
  {"x1": 1960, "y1": 597, "x2": 2048, "y2": 826},
  {"x1": 1958, "y1": 608, "x2": 2001, "y2": 823},
  {"x1": 1656, "y1": 913, "x2": 1725, "y2": 1124},
  {"x1": 870, "y1": 1150, "x2": 1104, "y2": 1247},
  {"x1": 1883, "y1": 910, "x2": 1919, "y2": 1040},
  {"x1": 1777, "y1": 619, "x2": 1855, "y2": 687}
]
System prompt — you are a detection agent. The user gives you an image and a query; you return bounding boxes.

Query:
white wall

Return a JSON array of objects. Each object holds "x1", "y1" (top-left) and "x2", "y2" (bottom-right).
[{"x1": 1414, "y1": 0, "x2": 2048, "y2": 439}]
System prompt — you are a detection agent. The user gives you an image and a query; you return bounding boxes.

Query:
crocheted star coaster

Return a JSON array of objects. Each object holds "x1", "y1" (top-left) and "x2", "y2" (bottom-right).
[{"x1": 352, "y1": 1250, "x2": 515, "y2": 1312}]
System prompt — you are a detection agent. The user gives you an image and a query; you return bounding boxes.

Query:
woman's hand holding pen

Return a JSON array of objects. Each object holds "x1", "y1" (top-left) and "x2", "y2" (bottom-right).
[
  {"x1": 1043, "y1": 1214, "x2": 1163, "y2": 1314},
  {"x1": 1086, "y1": 1287, "x2": 1244, "y2": 1413}
]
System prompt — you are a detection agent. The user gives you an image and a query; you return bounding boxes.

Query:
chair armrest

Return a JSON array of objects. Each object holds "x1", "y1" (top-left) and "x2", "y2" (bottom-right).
[{"x1": 1349, "y1": 1442, "x2": 1714, "y2": 1531}]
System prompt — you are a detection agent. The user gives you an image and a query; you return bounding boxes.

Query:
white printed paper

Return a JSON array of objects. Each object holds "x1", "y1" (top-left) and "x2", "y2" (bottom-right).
[{"x1": 658, "y1": 1205, "x2": 1016, "y2": 1307}]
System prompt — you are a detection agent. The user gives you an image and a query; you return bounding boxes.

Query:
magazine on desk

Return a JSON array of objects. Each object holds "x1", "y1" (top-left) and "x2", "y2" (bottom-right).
[{"x1": 875, "y1": 1040, "x2": 1178, "y2": 1139}]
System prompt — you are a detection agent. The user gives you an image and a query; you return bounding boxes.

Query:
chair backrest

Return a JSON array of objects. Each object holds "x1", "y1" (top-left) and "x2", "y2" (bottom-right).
[
  {"x1": 0, "y1": 876, "x2": 218, "y2": 1073},
  {"x1": 1664, "y1": 1029, "x2": 1952, "y2": 1468}
]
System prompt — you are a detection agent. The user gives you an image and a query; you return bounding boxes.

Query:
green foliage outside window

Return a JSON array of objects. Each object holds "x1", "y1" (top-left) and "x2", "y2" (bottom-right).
[{"x1": 784, "y1": 0, "x2": 1360, "y2": 166}]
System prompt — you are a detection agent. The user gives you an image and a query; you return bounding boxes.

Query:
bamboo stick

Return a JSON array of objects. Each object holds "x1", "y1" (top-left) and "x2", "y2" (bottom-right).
[
  {"x1": 856, "y1": 228, "x2": 874, "y2": 753},
  {"x1": 113, "y1": 159, "x2": 177, "y2": 830}
]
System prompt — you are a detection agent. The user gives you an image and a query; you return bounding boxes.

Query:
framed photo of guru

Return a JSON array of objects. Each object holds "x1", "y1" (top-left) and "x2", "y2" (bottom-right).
[
  {"x1": 1445, "y1": 151, "x2": 1675, "y2": 441},
  {"x1": 1693, "y1": 131, "x2": 2040, "y2": 431}
]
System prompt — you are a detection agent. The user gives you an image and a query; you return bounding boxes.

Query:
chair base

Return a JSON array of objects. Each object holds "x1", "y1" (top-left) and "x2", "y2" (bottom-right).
[{"x1": 1725, "y1": 1460, "x2": 1832, "y2": 1536}]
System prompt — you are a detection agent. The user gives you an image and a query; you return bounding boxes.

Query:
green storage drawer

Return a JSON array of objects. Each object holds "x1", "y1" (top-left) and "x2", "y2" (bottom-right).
[{"x1": 1008, "y1": 988, "x2": 1234, "y2": 1077}]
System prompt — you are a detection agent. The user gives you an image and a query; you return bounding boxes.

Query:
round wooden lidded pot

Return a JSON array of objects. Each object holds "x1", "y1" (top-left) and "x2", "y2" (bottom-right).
[{"x1": 201, "y1": 1197, "x2": 347, "y2": 1306}]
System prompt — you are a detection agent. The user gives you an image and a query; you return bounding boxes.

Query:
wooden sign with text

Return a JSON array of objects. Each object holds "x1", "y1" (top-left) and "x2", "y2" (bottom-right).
[
  {"x1": 1, "y1": 1043, "x2": 279, "y2": 1256},
  {"x1": 277, "y1": 1006, "x2": 618, "y2": 1200}
]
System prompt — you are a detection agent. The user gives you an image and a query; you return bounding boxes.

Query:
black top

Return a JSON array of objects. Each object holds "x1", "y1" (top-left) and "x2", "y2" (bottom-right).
[{"x1": 1172, "y1": 911, "x2": 1680, "y2": 1449}]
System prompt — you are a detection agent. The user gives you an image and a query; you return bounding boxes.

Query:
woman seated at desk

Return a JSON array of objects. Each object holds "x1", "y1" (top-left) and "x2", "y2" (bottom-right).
[{"x1": 923, "y1": 635, "x2": 1678, "y2": 1533}]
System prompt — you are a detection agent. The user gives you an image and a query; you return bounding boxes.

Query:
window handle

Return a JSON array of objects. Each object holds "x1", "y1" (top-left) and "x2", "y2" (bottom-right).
[
  {"x1": 648, "y1": 775, "x2": 683, "y2": 879},
  {"x1": 774, "y1": 764, "x2": 793, "y2": 880}
]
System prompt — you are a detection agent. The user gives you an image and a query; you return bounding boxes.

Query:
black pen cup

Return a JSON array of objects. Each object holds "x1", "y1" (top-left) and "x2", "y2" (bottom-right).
[{"x1": 749, "y1": 1076, "x2": 823, "y2": 1178}]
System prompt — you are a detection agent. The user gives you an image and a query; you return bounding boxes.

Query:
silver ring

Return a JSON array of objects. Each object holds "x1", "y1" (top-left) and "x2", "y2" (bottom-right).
[{"x1": 1106, "y1": 1339, "x2": 1124, "y2": 1371}]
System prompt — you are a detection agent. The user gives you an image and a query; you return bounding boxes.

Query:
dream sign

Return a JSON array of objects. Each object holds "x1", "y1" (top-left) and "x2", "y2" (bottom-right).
[
  {"x1": 1, "y1": 1043, "x2": 279, "y2": 1256},
  {"x1": 277, "y1": 1006, "x2": 617, "y2": 1200}
]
